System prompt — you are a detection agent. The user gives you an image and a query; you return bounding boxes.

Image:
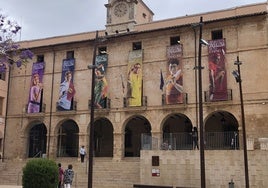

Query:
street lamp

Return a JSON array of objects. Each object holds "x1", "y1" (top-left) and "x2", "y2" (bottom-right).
[
  {"x1": 197, "y1": 16, "x2": 207, "y2": 188},
  {"x1": 232, "y1": 56, "x2": 249, "y2": 188},
  {"x1": 87, "y1": 30, "x2": 99, "y2": 188}
]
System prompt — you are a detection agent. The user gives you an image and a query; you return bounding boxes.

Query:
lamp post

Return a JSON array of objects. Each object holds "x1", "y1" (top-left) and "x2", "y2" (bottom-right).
[
  {"x1": 232, "y1": 56, "x2": 249, "y2": 188},
  {"x1": 197, "y1": 16, "x2": 206, "y2": 188},
  {"x1": 87, "y1": 30, "x2": 98, "y2": 188}
]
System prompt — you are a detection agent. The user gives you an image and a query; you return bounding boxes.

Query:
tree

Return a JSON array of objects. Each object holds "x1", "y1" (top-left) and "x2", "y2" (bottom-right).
[{"x1": 0, "y1": 12, "x2": 34, "y2": 73}]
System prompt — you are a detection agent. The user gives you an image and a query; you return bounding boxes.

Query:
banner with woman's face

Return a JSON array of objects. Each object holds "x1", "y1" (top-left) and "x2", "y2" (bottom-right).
[
  {"x1": 94, "y1": 54, "x2": 108, "y2": 109},
  {"x1": 27, "y1": 62, "x2": 45, "y2": 113},
  {"x1": 208, "y1": 39, "x2": 227, "y2": 101}
]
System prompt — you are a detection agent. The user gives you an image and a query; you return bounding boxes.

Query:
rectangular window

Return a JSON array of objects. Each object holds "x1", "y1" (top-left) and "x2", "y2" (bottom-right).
[
  {"x1": 37, "y1": 55, "x2": 44, "y2": 62},
  {"x1": 66, "y1": 51, "x2": 74, "y2": 59},
  {"x1": 0, "y1": 72, "x2": 6, "y2": 81},
  {"x1": 98, "y1": 47, "x2": 107, "y2": 55},
  {"x1": 0, "y1": 97, "x2": 3, "y2": 115},
  {"x1": 132, "y1": 42, "x2": 142, "y2": 50},
  {"x1": 170, "y1": 36, "x2": 180, "y2": 46},
  {"x1": 212, "y1": 30, "x2": 223, "y2": 40}
]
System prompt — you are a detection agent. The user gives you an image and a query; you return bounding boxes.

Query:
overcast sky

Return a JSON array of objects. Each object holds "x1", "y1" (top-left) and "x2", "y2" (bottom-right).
[{"x1": 0, "y1": 0, "x2": 266, "y2": 41}]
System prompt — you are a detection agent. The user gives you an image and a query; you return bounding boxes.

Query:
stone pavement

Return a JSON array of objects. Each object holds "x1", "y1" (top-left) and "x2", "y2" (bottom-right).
[{"x1": 0, "y1": 186, "x2": 22, "y2": 188}]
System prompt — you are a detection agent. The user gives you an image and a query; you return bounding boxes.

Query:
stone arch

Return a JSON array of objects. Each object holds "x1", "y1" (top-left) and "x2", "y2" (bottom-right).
[
  {"x1": 57, "y1": 119, "x2": 79, "y2": 157},
  {"x1": 94, "y1": 118, "x2": 114, "y2": 157},
  {"x1": 204, "y1": 110, "x2": 239, "y2": 150},
  {"x1": 161, "y1": 113, "x2": 193, "y2": 150},
  {"x1": 27, "y1": 121, "x2": 47, "y2": 158},
  {"x1": 124, "y1": 115, "x2": 151, "y2": 157}
]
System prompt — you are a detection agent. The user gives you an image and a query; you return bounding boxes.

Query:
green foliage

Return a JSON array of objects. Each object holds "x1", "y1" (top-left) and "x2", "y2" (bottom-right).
[{"x1": 22, "y1": 158, "x2": 58, "y2": 188}]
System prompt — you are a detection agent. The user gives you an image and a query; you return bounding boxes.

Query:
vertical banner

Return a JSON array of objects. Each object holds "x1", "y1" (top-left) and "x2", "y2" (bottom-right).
[
  {"x1": 127, "y1": 50, "x2": 143, "y2": 106},
  {"x1": 27, "y1": 62, "x2": 45, "y2": 113},
  {"x1": 208, "y1": 39, "x2": 227, "y2": 101},
  {"x1": 94, "y1": 54, "x2": 108, "y2": 108},
  {"x1": 165, "y1": 45, "x2": 184, "y2": 104},
  {"x1": 57, "y1": 59, "x2": 76, "y2": 111}
]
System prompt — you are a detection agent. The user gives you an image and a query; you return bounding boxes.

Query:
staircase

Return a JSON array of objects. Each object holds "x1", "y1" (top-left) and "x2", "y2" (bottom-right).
[{"x1": 0, "y1": 158, "x2": 141, "y2": 188}]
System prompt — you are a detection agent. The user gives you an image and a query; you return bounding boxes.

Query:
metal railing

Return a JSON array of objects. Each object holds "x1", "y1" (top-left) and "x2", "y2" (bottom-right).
[
  {"x1": 141, "y1": 131, "x2": 239, "y2": 150},
  {"x1": 88, "y1": 98, "x2": 111, "y2": 110},
  {"x1": 25, "y1": 103, "x2": 46, "y2": 113},
  {"x1": 123, "y1": 96, "x2": 147, "y2": 107},
  {"x1": 56, "y1": 100, "x2": 77, "y2": 111},
  {"x1": 204, "y1": 89, "x2": 233, "y2": 102},
  {"x1": 162, "y1": 93, "x2": 188, "y2": 105}
]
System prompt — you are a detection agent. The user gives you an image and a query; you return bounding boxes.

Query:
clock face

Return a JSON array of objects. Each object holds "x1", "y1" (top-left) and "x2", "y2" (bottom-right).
[{"x1": 114, "y1": 2, "x2": 128, "y2": 17}]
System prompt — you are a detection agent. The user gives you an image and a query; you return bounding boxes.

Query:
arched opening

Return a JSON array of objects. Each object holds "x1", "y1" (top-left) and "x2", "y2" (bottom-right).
[
  {"x1": 57, "y1": 119, "x2": 79, "y2": 157},
  {"x1": 28, "y1": 123, "x2": 47, "y2": 158},
  {"x1": 124, "y1": 116, "x2": 151, "y2": 157},
  {"x1": 94, "y1": 118, "x2": 114, "y2": 157},
  {"x1": 162, "y1": 113, "x2": 193, "y2": 150},
  {"x1": 205, "y1": 111, "x2": 239, "y2": 150}
]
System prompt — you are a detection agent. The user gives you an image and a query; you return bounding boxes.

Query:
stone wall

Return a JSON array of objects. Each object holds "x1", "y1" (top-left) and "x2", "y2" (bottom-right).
[{"x1": 140, "y1": 150, "x2": 268, "y2": 188}]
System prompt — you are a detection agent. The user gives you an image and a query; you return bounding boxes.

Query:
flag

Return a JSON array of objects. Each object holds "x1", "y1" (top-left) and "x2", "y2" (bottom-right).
[{"x1": 160, "y1": 69, "x2": 164, "y2": 91}]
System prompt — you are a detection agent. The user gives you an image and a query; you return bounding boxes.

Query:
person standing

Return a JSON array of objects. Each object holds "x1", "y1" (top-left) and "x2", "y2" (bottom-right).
[
  {"x1": 192, "y1": 127, "x2": 199, "y2": 150},
  {"x1": 79, "y1": 145, "x2": 86, "y2": 163},
  {"x1": 58, "y1": 163, "x2": 64, "y2": 188},
  {"x1": 63, "y1": 164, "x2": 74, "y2": 188}
]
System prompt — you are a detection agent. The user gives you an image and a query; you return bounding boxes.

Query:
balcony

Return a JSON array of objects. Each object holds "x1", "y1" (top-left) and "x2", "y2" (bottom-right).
[
  {"x1": 141, "y1": 131, "x2": 240, "y2": 150},
  {"x1": 162, "y1": 93, "x2": 188, "y2": 105},
  {"x1": 56, "y1": 100, "x2": 77, "y2": 111},
  {"x1": 123, "y1": 96, "x2": 147, "y2": 108},
  {"x1": 204, "y1": 89, "x2": 233, "y2": 102},
  {"x1": 25, "y1": 103, "x2": 46, "y2": 114},
  {"x1": 88, "y1": 98, "x2": 111, "y2": 110}
]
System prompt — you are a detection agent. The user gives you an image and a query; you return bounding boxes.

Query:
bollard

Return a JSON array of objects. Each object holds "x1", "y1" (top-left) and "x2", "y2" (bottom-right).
[{"x1": 229, "y1": 179, "x2": 234, "y2": 188}]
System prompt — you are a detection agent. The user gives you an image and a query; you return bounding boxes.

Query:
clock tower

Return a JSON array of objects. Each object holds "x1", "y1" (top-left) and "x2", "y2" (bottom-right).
[{"x1": 105, "y1": 0, "x2": 154, "y2": 34}]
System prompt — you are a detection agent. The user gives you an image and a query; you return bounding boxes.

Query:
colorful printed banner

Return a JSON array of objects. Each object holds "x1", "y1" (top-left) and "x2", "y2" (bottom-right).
[
  {"x1": 57, "y1": 59, "x2": 76, "y2": 111},
  {"x1": 208, "y1": 39, "x2": 227, "y2": 101},
  {"x1": 94, "y1": 54, "x2": 108, "y2": 108},
  {"x1": 27, "y1": 62, "x2": 45, "y2": 113},
  {"x1": 165, "y1": 45, "x2": 184, "y2": 104},
  {"x1": 127, "y1": 50, "x2": 143, "y2": 106}
]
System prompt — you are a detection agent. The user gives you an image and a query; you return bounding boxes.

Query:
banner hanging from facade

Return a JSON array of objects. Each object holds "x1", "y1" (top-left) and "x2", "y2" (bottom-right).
[
  {"x1": 27, "y1": 62, "x2": 45, "y2": 113},
  {"x1": 165, "y1": 44, "x2": 184, "y2": 104},
  {"x1": 57, "y1": 59, "x2": 76, "y2": 111},
  {"x1": 127, "y1": 50, "x2": 143, "y2": 106},
  {"x1": 208, "y1": 39, "x2": 227, "y2": 101},
  {"x1": 94, "y1": 54, "x2": 108, "y2": 108}
]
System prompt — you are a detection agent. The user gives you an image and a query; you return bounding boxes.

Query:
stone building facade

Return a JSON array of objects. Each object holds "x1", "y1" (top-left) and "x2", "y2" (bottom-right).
[{"x1": 1, "y1": 0, "x2": 268, "y2": 187}]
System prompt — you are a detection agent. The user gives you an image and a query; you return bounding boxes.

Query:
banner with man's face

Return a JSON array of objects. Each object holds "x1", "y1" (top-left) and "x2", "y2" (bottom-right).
[
  {"x1": 165, "y1": 44, "x2": 184, "y2": 104},
  {"x1": 127, "y1": 50, "x2": 143, "y2": 106},
  {"x1": 57, "y1": 59, "x2": 76, "y2": 111}
]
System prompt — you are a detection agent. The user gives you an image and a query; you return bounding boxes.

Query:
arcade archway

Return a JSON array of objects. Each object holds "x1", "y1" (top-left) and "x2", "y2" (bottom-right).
[
  {"x1": 57, "y1": 119, "x2": 79, "y2": 157},
  {"x1": 205, "y1": 111, "x2": 239, "y2": 150},
  {"x1": 28, "y1": 123, "x2": 47, "y2": 158},
  {"x1": 124, "y1": 115, "x2": 151, "y2": 157},
  {"x1": 94, "y1": 118, "x2": 114, "y2": 157},
  {"x1": 162, "y1": 113, "x2": 193, "y2": 150}
]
